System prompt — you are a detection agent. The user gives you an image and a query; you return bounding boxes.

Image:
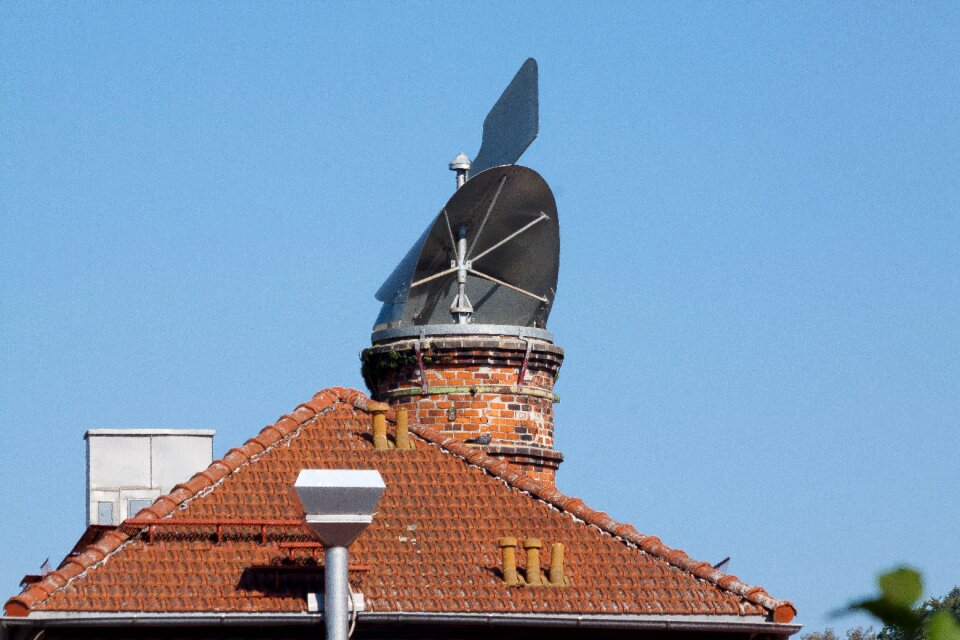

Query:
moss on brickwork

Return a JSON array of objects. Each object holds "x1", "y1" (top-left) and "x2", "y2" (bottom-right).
[{"x1": 360, "y1": 348, "x2": 435, "y2": 396}]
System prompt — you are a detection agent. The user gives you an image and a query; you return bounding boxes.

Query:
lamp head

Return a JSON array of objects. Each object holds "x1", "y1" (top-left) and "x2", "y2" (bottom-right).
[{"x1": 293, "y1": 469, "x2": 386, "y2": 547}]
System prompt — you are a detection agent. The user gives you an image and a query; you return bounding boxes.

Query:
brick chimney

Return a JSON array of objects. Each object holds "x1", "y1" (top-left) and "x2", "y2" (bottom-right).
[{"x1": 362, "y1": 333, "x2": 563, "y2": 485}]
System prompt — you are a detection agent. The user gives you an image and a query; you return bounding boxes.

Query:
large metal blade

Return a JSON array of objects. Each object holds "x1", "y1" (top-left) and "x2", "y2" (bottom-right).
[
  {"x1": 372, "y1": 165, "x2": 559, "y2": 333},
  {"x1": 469, "y1": 58, "x2": 539, "y2": 177}
]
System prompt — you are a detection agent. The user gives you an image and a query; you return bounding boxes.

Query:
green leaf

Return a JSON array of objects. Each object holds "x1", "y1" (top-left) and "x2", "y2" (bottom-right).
[
  {"x1": 928, "y1": 611, "x2": 960, "y2": 640},
  {"x1": 848, "y1": 598, "x2": 922, "y2": 632},
  {"x1": 879, "y1": 568, "x2": 924, "y2": 609}
]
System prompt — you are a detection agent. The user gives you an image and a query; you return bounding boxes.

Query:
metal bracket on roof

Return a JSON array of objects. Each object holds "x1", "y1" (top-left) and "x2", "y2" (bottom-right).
[
  {"x1": 415, "y1": 328, "x2": 428, "y2": 392},
  {"x1": 307, "y1": 591, "x2": 365, "y2": 614},
  {"x1": 517, "y1": 330, "x2": 533, "y2": 390}
]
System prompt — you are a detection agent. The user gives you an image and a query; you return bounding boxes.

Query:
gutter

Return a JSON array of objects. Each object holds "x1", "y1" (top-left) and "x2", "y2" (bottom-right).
[
  {"x1": 1, "y1": 613, "x2": 321, "y2": 627},
  {"x1": 1, "y1": 612, "x2": 801, "y2": 635},
  {"x1": 362, "y1": 612, "x2": 802, "y2": 634}
]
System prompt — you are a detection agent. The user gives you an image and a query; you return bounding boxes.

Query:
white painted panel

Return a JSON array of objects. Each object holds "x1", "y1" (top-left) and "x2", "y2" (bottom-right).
[
  {"x1": 88, "y1": 436, "x2": 151, "y2": 489},
  {"x1": 151, "y1": 435, "x2": 213, "y2": 494}
]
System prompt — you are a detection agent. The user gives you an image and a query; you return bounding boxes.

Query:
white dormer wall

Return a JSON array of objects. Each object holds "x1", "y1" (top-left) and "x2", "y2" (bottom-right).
[{"x1": 85, "y1": 429, "x2": 214, "y2": 526}]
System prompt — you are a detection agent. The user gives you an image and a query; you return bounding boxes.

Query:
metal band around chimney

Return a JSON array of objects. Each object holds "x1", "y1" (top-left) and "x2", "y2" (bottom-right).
[
  {"x1": 378, "y1": 385, "x2": 559, "y2": 403},
  {"x1": 371, "y1": 324, "x2": 553, "y2": 344}
]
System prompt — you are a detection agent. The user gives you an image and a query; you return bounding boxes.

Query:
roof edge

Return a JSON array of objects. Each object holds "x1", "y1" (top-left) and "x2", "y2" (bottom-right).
[
  {"x1": 363, "y1": 612, "x2": 801, "y2": 633},
  {"x1": 407, "y1": 421, "x2": 797, "y2": 623},
  {"x1": 2, "y1": 612, "x2": 800, "y2": 634},
  {"x1": 85, "y1": 429, "x2": 215, "y2": 438},
  {"x1": 4, "y1": 387, "x2": 380, "y2": 617}
]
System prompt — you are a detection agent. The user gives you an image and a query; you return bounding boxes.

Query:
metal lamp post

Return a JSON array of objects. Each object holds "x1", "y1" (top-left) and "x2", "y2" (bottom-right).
[{"x1": 294, "y1": 469, "x2": 386, "y2": 640}]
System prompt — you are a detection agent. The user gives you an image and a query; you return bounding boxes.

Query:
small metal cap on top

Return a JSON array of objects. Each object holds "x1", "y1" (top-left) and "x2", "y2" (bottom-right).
[
  {"x1": 449, "y1": 152, "x2": 472, "y2": 189},
  {"x1": 449, "y1": 152, "x2": 472, "y2": 171}
]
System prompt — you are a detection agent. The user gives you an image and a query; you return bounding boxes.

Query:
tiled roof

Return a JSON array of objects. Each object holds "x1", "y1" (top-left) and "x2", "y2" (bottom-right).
[{"x1": 5, "y1": 387, "x2": 795, "y2": 623}]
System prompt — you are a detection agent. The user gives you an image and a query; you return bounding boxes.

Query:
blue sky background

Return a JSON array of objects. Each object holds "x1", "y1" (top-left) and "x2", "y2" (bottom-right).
[{"x1": 2, "y1": 2, "x2": 958, "y2": 631}]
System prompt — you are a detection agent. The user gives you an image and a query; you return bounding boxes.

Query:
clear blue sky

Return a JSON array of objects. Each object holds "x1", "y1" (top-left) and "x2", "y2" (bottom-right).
[{"x1": 1, "y1": 2, "x2": 958, "y2": 631}]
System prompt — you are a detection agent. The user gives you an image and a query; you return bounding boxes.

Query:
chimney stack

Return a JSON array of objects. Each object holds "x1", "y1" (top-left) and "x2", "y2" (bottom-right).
[
  {"x1": 362, "y1": 333, "x2": 563, "y2": 485},
  {"x1": 364, "y1": 60, "x2": 562, "y2": 486},
  {"x1": 85, "y1": 429, "x2": 214, "y2": 526}
]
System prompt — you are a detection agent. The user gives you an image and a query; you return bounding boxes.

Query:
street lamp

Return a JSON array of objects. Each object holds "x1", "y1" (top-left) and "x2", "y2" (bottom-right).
[{"x1": 294, "y1": 469, "x2": 386, "y2": 640}]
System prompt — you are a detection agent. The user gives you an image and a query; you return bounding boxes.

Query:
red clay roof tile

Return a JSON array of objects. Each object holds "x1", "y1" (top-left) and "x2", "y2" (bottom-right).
[{"x1": 4, "y1": 387, "x2": 795, "y2": 623}]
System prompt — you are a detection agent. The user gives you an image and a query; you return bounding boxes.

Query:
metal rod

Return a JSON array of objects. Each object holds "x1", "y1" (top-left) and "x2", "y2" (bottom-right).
[
  {"x1": 325, "y1": 546, "x2": 349, "y2": 640},
  {"x1": 442, "y1": 208, "x2": 458, "y2": 261},
  {"x1": 466, "y1": 174, "x2": 508, "y2": 258},
  {"x1": 517, "y1": 339, "x2": 532, "y2": 390},
  {"x1": 124, "y1": 518, "x2": 304, "y2": 527},
  {"x1": 415, "y1": 340, "x2": 428, "y2": 391},
  {"x1": 467, "y1": 268, "x2": 548, "y2": 302},
  {"x1": 409, "y1": 266, "x2": 457, "y2": 288},
  {"x1": 470, "y1": 212, "x2": 549, "y2": 263}
]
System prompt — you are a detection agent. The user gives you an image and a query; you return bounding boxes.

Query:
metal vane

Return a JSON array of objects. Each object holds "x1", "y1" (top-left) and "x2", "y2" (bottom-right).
[
  {"x1": 469, "y1": 58, "x2": 539, "y2": 179},
  {"x1": 372, "y1": 59, "x2": 557, "y2": 340}
]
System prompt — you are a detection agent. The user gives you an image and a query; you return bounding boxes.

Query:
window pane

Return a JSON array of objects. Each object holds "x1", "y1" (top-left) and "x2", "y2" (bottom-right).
[
  {"x1": 128, "y1": 499, "x2": 153, "y2": 517},
  {"x1": 97, "y1": 501, "x2": 114, "y2": 525}
]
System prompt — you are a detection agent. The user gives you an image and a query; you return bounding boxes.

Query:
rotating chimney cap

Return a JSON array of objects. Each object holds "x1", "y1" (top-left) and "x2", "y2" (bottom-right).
[
  {"x1": 294, "y1": 469, "x2": 386, "y2": 547},
  {"x1": 449, "y1": 152, "x2": 472, "y2": 171}
]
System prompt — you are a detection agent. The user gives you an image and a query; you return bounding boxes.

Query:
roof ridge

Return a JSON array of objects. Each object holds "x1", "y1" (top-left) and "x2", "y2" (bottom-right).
[
  {"x1": 4, "y1": 386, "x2": 378, "y2": 617},
  {"x1": 406, "y1": 422, "x2": 796, "y2": 624}
]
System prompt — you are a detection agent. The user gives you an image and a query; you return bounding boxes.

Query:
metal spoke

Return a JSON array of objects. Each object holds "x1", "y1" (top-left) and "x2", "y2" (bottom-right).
[
  {"x1": 442, "y1": 208, "x2": 458, "y2": 261},
  {"x1": 467, "y1": 268, "x2": 548, "y2": 302},
  {"x1": 465, "y1": 174, "x2": 508, "y2": 259},
  {"x1": 470, "y1": 212, "x2": 549, "y2": 263},
  {"x1": 410, "y1": 266, "x2": 458, "y2": 289}
]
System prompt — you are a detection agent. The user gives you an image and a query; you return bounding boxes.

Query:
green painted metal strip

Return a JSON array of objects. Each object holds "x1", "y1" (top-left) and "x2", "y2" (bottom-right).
[{"x1": 379, "y1": 384, "x2": 560, "y2": 403}]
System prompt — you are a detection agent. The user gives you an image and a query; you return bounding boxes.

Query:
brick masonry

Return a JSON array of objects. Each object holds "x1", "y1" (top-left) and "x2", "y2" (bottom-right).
[{"x1": 361, "y1": 335, "x2": 564, "y2": 485}]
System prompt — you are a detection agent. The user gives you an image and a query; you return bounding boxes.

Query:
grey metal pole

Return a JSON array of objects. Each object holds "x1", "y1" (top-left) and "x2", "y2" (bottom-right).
[{"x1": 324, "y1": 546, "x2": 349, "y2": 640}]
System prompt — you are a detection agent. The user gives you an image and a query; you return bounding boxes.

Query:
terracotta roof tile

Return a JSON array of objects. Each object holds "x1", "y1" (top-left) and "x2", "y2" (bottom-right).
[{"x1": 4, "y1": 387, "x2": 795, "y2": 623}]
